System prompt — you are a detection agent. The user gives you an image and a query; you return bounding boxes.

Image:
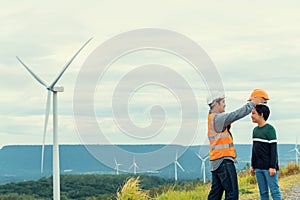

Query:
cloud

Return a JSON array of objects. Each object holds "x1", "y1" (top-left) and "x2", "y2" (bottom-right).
[{"x1": 1, "y1": 1, "x2": 300, "y2": 145}]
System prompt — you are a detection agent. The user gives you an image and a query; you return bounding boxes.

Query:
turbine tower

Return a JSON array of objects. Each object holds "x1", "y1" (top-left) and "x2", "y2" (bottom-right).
[
  {"x1": 129, "y1": 156, "x2": 139, "y2": 175},
  {"x1": 114, "y1": 158, "x2": 122, "y2": 175},
  {"x1": 290, "y1": 139, "x2": 300, "y2": 165},
  {"x1": 174, "y1": 151, "x2": 184, "y2": 181},
  {"x1": 196, "y1": 153, "x2": 209, "y2": 183},
  {"x1": 16, "y1": 38, "x2": 92, "y2": 200}
]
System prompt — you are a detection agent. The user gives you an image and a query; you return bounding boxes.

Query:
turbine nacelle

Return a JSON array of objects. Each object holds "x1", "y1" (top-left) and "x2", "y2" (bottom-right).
[{"x1": 49, "y1": 86, "x2": 64, "y2": 93}]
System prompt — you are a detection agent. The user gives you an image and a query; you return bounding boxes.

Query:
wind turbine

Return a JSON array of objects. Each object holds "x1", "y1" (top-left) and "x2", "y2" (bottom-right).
[
  {"x1": 290, "y1": 139, "x2": 300, "y2": 165},
  {"x1": 196, "y1": 153, "x2": 209, "y2": 183},
  {"x1": 114, "y1": 158, "x2": 122, "y2": 175},
  {"x1": 16, "y1": 38, "x2": 92, "y2": 200},
  {"x1": 174, "y1": 151, "x2": 185, "y2": 181},
  {"x1": 129, "y1": 156, "x2": 139, "y2": 175}
]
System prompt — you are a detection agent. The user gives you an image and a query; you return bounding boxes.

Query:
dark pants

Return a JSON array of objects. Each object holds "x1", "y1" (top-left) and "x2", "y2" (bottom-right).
[{"x1": 208, "y1": 159, "x2": 238, "y2": 200}]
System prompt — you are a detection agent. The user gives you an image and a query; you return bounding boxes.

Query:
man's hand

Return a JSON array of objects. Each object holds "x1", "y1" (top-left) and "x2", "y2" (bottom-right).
[
  {"x1": 250, "y1": 96, "x2": 265, "y2": 105},
  {"x1": 250, "y1": 167, "x2": 255, "y2": 176},
  {"x1": 269, "y1": 168, "x2": 276, "y2": 176}
]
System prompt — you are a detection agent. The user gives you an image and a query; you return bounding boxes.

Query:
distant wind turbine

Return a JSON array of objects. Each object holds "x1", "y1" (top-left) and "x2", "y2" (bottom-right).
[
  {"x1": 289, "y1": 138, "x2": 300, "y2": 165},
  {"x1": 196, "y1": 153, "x2": 209, "y2": 183},
  {"x1": 16, "y1": 38, "x2": 92, "y2": 200},
  {"x1": 174, "y1": 151, "x2": 185, "y2": 181},
  {"x1": 114, "y1": 158, "x2": 122, "y2": 175},
  {"x1": 129, "y1": 156, "x2": 139, "y2": 175}
]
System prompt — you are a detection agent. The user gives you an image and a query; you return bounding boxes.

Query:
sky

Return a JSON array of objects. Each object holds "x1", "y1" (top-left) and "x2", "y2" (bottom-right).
[{"x1": 0, "y1": 0, "x2": 300, "y2": 147}]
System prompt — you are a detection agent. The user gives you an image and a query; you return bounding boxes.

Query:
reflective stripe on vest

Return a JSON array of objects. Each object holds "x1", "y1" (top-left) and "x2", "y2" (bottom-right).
[
  {"x1": 208, "y1": 113, "x2": 236, "y2": 160},
  {"x1": 210, "y1": 143, "x2": 234, "y2": 150},
  {"x1": 208, "y1": 132, "x2": 231, "y2": 140}
]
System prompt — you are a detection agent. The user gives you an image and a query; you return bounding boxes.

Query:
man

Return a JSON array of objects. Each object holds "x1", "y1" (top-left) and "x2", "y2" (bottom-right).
[{"x1": 207, "y1": 90, "x2": 267, "y2": 200}]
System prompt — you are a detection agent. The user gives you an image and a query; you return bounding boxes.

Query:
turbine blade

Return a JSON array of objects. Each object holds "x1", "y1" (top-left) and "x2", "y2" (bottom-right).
[
  {"x1": 41, "y1": 90, "x2": 51, "y2": 173},
  {"x1": 196, "y1": 153, "x2": 203, "y2": 161},
  {"x1": 176, "y1": 162, "x2": 185, "y2": 172},
  {"x1": 49, "y1": 37, "x2": 93, "y2": 89},
  {"x1": 16, "y1": 56, "x2": 48, "y2": 88}
]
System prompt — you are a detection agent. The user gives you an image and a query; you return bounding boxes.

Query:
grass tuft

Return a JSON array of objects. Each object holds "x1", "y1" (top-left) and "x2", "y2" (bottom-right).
[{"x1": 116, "y1": 177, "x2": 150, "y2": 200}]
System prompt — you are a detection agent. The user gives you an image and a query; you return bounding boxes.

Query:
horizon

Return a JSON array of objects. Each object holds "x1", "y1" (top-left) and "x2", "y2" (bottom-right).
[{"x1": 1, "y1": 142, "x2": 298, "y2": 147}]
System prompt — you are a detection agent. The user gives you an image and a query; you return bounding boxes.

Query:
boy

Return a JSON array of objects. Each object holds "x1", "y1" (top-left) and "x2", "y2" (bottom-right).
[{"x1": 250, "y1": 104, "x2": 282, "y2": 200}]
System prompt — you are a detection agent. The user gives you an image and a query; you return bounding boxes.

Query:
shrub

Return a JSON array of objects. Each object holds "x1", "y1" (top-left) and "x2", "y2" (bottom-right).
[
  {"x1": 279, "y1": 162, "x2": 300, "y2": 178},
  {"x1": 116, "y1": 177, "x2": 150, "y2": 200}
]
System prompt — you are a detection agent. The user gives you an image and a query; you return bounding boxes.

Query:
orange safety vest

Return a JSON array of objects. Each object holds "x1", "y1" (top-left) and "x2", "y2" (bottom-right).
[{"x1": 208, "y1": 113, "x2": 236, "y2": 161}]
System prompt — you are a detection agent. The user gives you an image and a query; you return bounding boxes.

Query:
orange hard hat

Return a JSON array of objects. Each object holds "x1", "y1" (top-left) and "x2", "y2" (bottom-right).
[{"x1": 248, "y1": 89, "x2": 270, "y2": 101}]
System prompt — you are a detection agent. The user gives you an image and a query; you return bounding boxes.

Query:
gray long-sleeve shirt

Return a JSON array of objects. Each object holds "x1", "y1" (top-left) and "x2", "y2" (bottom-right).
[{"x1": 209, "y1": 102, "x2": 256, "y2": 171}]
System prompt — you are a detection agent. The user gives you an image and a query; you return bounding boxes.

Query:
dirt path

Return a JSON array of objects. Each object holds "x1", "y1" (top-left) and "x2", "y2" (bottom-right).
[{"x1": 283, "y1": 184, "x2": 300, "y2": 200}]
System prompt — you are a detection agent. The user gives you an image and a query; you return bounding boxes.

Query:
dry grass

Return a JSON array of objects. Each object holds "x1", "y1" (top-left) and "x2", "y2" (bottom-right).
[
  {"x1": 155, "y1": 184, "x2": 210, "y2": 200},
  {"x1": 116, "y1": 177, "x2": 150, "y2": 200}
]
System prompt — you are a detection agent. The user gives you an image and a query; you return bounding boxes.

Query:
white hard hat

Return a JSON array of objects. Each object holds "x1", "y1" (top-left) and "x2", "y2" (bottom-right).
[{"x1": 207, "y1": 91, "x2": 225, "y2": 105}]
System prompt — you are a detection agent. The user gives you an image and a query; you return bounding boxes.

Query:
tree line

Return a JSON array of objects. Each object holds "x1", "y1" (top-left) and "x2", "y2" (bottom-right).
[{"x1": 0, "y1": 174, "x2": 179, "y2": 200}]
